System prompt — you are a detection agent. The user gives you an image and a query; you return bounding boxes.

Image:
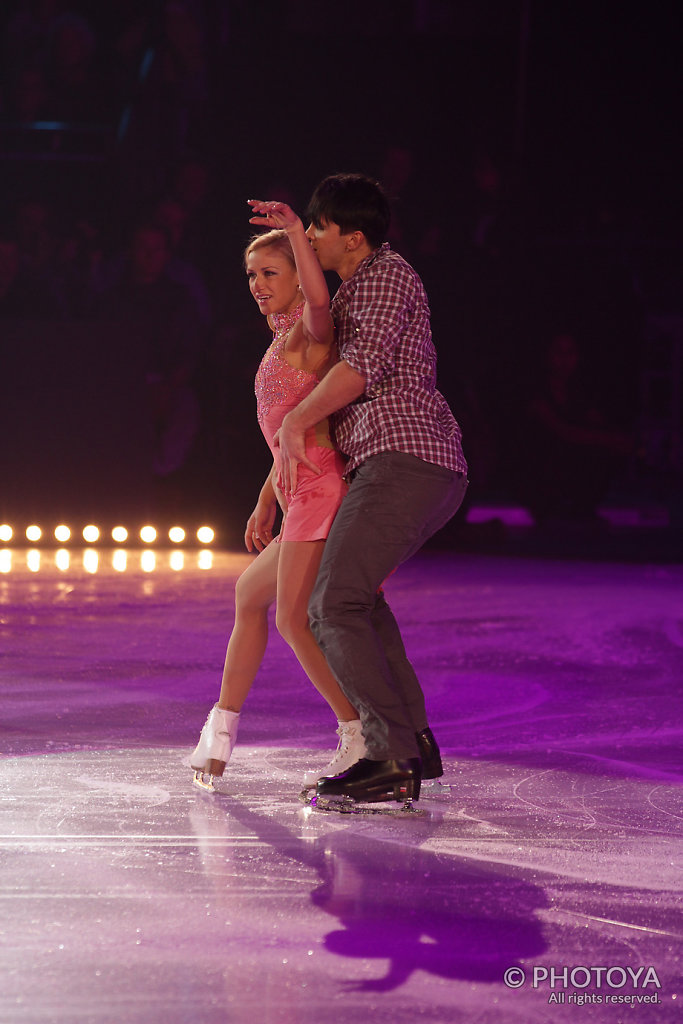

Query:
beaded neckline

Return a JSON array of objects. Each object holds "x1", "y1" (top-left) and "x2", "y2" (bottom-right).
[{"x1": 271, "y1": 302, "x2": 304, "y2": 340}]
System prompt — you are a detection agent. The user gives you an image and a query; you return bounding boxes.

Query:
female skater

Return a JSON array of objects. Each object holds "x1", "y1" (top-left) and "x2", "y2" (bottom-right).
[{"x1": 191, "y1": 200, "x2": 365, "y2": 791}]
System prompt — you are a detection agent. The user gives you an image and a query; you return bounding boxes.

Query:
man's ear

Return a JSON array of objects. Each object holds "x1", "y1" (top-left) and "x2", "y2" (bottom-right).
[{"x1": 344, "y1": 231, "x2": 366, "y2": 252}]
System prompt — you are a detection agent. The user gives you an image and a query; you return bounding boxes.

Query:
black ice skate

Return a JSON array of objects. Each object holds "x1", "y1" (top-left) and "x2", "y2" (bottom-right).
[
  {"x1": 416, "y1": 726, "x2": 443, "y2": 780},
  {"x1": 307, "y1": 757, "x2": 422, "y2": 814}
]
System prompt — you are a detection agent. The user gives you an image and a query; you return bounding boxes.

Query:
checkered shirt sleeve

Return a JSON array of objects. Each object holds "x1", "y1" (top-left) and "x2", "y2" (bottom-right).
[{"x1": 330, "y1": 245, "x2": 467, "y2": 477}]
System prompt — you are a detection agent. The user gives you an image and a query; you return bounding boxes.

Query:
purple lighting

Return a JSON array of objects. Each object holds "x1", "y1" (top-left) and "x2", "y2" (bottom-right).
[{"x1": 1, "y1": 548, "x2": 681, "y2": 1021}]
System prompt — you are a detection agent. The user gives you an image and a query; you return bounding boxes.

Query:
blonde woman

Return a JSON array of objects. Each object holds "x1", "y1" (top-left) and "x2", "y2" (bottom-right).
[{"x1": 191, "y1": 201, "x2": 365, "y2": 792}]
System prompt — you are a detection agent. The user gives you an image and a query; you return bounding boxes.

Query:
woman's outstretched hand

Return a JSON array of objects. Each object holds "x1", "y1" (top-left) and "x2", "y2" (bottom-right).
[{"x1": 248, "y1": 199, "x2": 302, "y2": 233}]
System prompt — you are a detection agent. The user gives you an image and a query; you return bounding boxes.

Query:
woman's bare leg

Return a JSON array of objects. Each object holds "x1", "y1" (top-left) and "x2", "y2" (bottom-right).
[
  {"x1": 275, "y1": 539, "x2": 358, "y2": 722},
  {"x1": 217, "y1": 540, "x2": 280, "y2": 711}
]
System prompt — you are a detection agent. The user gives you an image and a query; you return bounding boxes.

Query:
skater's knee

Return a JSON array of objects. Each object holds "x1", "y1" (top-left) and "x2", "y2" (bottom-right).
[
  {"x1": 235, "y1": 576, "x2": 273, "y2": 617},
  {"x1": 308, "y1": 586, "x2": 342, "y2": 629},
  {"x1": 275, "y1": 606, "x2": 308, "y2": 650},
  {"x1": 310, "y1": 587, "x2": 371, "y2": 633}
]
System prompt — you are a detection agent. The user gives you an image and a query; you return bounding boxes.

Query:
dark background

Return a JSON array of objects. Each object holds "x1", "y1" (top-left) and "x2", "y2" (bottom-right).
[{"x1": 1, "y1": 1, "x2": 681, "y2": 546}]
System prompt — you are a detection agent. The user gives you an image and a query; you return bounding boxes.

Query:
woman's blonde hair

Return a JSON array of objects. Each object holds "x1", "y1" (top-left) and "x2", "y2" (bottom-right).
[{"x1": 243, "y1": 229, "x2": 295, "y2": 268}]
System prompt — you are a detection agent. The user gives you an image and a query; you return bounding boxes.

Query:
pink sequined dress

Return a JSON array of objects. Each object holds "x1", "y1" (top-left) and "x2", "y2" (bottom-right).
[{"x1": 254, "y1": 303, "x2": 347, "y2": 542}]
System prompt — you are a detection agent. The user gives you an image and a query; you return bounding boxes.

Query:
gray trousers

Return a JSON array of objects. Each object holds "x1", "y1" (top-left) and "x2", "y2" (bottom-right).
[{"x1": 309, "y1": 452, "x2": 468, "y2": 760}]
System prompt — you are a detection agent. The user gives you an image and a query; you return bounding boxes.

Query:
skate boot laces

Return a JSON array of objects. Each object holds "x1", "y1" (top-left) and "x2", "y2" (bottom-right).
[{"x1": 327, "y1": 721, "x2": 363, "y2": 771}]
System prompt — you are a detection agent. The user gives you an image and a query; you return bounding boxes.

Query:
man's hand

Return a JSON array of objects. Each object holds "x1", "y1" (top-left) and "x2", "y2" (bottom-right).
[{"x1": 273, "y1": 412, "x2": 321, "y2": 495}]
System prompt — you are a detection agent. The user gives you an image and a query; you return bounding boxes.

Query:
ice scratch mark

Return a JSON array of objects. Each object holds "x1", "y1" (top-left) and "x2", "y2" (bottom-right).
[
  {"x1": 75, "y1": 776, "x2": 170, "y2": 804},
  {"x1": 550, "y1": 908, "x2": 683, "y2": 939}
]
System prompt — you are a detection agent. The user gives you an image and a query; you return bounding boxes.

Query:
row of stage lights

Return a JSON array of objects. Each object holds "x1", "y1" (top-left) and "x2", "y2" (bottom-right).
[
  {"x1": 0, "y1": 524, "x2": 216, "y2": 545},
  {"x1": 0, "y1": 547, "x2": 214, "y2": 574}
]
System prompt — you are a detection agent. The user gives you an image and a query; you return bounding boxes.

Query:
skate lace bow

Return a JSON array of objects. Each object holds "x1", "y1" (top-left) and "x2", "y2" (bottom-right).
[{"x1": 334, "y1": 722, "x2": 359, "y2": 755}]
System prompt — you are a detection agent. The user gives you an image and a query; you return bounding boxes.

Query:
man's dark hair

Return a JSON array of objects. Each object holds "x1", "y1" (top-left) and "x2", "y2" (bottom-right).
[{"x1": 307, "y1": 173, "x2": 390, "y2": 249}]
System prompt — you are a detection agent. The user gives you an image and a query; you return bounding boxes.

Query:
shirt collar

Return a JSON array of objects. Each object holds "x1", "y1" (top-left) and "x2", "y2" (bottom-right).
[{"x1": 339, "y1": 243, "x2": 389, "y2": 291}]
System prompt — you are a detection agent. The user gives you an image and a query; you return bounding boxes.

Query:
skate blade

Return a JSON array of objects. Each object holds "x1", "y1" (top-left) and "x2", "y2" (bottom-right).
[
  {"x1": 192, "y1": 770, "x2": 217, "y2": 792},
  {"x1": 308, "y1": 793, "x2": 423, "y2": 816},
  {"x1": 421, "y1": 777, "x2": 452, "y2": 794}
]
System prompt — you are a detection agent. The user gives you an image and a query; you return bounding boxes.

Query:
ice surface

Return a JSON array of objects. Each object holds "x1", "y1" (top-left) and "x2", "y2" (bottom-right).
[{"x1": 1, "y1": 550, "x2": 681, "y2": 1022}]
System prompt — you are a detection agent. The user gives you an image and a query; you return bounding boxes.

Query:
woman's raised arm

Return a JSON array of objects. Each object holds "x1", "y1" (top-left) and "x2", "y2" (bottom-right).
[{"x1": 247, "y1": 200, "x2": 332, "y2": 345}]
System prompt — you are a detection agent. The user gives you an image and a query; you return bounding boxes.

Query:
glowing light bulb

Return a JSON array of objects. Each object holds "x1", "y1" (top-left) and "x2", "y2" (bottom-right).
[
  {"x1": 26, "y1": 525, "x2": 42, "y2": 542},
  {"x1": 197, "y1": 526, "x2": 215, "y2": 545},
  {"x1": 112, "y1": 526, "x2": 128, "y2": 543},
  {"x1": 0, "y1": 525, "x2": 12, "y2": 542},
  {"x1": 54, "y1": 525, "x2": 71, "y2": 543},
  {"x1": 169, "y1": 527, "x2": 185, "y2": 543},
  {"x1": 140, "y1": 526, "x2": 157, "y2": 544},
  {"x1": 82, "y1": 525, "x2": 100, "y2": 543}
]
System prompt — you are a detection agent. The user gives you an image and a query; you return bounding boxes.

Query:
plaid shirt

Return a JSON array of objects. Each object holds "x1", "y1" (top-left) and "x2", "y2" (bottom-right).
[{"x1": 330, "y1": 244, "x2": 467, "y2": 477}]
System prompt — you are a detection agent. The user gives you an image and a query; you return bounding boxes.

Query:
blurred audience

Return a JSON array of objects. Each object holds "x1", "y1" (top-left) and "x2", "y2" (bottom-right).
[
  {"x1": 0, "y1": 5, "x2": 679, "y2": 533},
  {"x1": 2, "y1": 4, "x2": 111, "y2": 124},
  {"x1": 151, "y1": 194, "x2": 212, "y2": 326},
  {"x1": 94, "y1": 220, "x2": 207, "y2": 515},
  {"x1": 114, "y1": 0, "x2": 212, "y2": 202},
  {"x1": 42, "y1": 11, "x2": 110, "y2": 122},
  {"x1": 3, "y1": 64, "x2": 51, "y2": 122},
  {"x1": 13, "y1": 196, "x2": 58, "y2": 277},
  {"x1": 2, "y1": 0, "x2": 67, "y2": 79},
  {"x1": 0, "y1": 229, "x2": 65, "y2": 317},
  {"x1": 515, "y1": 330, "x2": 635, "y2": 527}
]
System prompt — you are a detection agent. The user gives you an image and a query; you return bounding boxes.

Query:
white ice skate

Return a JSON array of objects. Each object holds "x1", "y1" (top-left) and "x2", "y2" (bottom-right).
[
  {"x1": 301, "y1": 719, "x2": 366, "y2": 791},
  {"x1": 191, "y1": 705, "x2": 240, "y2": 792}
]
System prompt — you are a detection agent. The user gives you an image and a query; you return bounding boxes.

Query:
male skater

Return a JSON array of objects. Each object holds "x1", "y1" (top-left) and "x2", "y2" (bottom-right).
[{"x1": 276, "y1": 173, "x2": 468, "y2": 805}]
